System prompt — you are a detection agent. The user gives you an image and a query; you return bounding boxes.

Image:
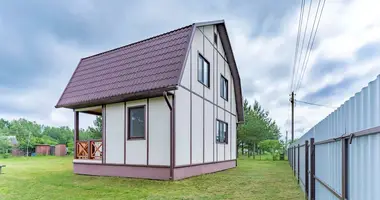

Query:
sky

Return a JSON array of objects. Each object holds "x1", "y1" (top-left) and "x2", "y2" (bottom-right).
[{"x1": 1, "y1": 0, "x2": 380, "y2": 139}]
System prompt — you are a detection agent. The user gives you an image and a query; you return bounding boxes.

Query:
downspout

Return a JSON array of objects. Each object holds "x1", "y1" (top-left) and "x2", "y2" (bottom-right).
[{"x1": 163, "y1": 91, "x2": 174, "y2": 180}]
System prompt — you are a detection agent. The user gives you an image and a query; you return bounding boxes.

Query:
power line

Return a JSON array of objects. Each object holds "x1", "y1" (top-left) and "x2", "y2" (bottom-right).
[
  {"x1": 296, "y1": 0, "x2": 323, "y2": 92},
  {"x1": 295, "y1": 99, "x2": 336, "y2": 109},
  {"x1": 296, "y1": 0, "x2": 327, "y2": 92},
  {"x1": 290, "y1": 0, "x2": 306, "y2": 92},
  {"x1": 294, "y1": 0, "x2": 313, "y2": 88}
]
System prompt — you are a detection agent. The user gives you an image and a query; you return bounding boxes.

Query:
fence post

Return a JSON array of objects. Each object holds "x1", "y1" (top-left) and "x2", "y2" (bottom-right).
[
  {"x1": 305, "y1": 140, "x2": 309, "y2": 198},
  {"x1": 297, "y1": 144, "x2": 300, "y2": 184},
  {"x1": 310, "y1": 138, "x2": 315, "y2": 200},
  {"x1": 290, "y1": 147, "x2": 292, "y2": 167},
  {"x1": 342, "y1": 138, "x2": 348, "y2": 199},
  {"x1": 294, "y1": 146, "x2": 296, "y2": 176}
]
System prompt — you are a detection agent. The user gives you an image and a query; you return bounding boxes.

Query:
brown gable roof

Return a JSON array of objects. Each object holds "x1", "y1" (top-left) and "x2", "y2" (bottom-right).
[{"x1": 56, "y1": 20, "x2": 244, "y2": 122}]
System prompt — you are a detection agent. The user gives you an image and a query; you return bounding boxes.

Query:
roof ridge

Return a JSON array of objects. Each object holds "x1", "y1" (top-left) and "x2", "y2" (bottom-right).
[{"x1": 82, "y1": 23, "x2": 194, "y2": 60}]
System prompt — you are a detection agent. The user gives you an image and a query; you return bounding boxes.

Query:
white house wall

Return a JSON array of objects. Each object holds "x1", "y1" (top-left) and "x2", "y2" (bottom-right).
[
  {"x1": 191, "y1": 94, "x2": 204, "y2": 164},
  {"x1": 148, "y1": 97, "x2": 171, "y2": 166},
  {"x1": 104, "y1": 97, "x2": 170, "y2": 166},
  {"x1": 181, "y1": 54, "x2": 191, "y2": 89},
  {"x1": 175, "y1": 87, "x2": 191, "y2": 166},
  {"x1": 190, "y1": 28, "x2": 204, "y2": 96},
  {"x1": 125, "y1": 99, "x2": 147, "y2": 165},
  {"x1": 204, "y1": 100, "x2": 214, "y2": 163},
  {"x1": 225, "y1": 112, "x2": 231, "y2": 160},
  {"x1": 177, "y1": 24, "x2": 237, "y2": 166},
  {"x1": 105, "y1": 102, "x2": 125, "y2": 164},
  {"x1": 231, "y1": 116, "x2": 237, "y2": 159}
]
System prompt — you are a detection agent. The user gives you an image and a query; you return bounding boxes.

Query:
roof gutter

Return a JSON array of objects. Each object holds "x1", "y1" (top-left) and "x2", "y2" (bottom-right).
[{"x1": 163, "y1": 91, "x2": 175, "y2": 180}]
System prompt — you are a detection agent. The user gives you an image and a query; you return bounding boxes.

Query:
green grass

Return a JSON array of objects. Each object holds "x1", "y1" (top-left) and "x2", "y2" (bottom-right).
[{"x1": 0, "y1": 156, "x2": 303, "y2": 200}]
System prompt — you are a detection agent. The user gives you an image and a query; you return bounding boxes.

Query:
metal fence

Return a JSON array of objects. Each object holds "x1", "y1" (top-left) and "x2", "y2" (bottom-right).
[{"x1": 288, "y1": 75, "x2": 380, "y2": 200}]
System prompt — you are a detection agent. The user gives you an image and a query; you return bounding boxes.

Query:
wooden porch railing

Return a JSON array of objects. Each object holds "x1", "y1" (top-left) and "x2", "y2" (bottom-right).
[{"x1": 76, "y1": 140, "x2": 102, "y2": 160}]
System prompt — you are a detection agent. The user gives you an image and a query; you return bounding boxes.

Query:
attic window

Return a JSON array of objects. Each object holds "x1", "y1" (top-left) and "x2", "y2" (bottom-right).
[
  {"x1": 220, "y1": 75, "x2": 228, "y2": 101},
  {"x1": 214, "y1": 33, "x2": 218, "y2": 47},
  {"x1": 198, "y1": 54, "x2": 210, "y2": 87}
]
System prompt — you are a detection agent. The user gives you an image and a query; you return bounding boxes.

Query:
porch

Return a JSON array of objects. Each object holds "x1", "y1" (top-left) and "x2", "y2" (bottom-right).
[
  {"x1": 74, "y1": 140, "x2": 103, "y2": 163},
  {"x1": 73, "y1": 106, "x2": 104, "y2": 163}
]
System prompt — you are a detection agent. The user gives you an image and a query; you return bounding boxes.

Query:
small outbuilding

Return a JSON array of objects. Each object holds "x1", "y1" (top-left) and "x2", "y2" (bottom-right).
[
  {"x1": 35, "y1": 144, "x2": 50, "y2": 156},
  {"x1": 55, "y1": 144, "x2": 67, "y2": 156}
]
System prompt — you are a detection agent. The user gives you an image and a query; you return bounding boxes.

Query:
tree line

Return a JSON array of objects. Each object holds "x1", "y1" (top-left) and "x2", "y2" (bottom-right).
[
  {"x1": 237, "y1": 99, "x2": 285, "y2": 160},
  {"x1": 0, "y1": 117, "x2": 102, "y2": 155}
]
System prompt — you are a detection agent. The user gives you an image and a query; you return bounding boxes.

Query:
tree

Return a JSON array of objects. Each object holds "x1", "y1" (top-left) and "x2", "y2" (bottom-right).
[
  {"x1": 237, "y1": 99, "x2": 282, "y2": 158},
  {"x1": 258, "y1": 140, "x2": 283, "y2": 160},
  {"x1": 88, "y1": 116, "x2": 102, "y2": 139},
  {"x1": 0, "y1": 137, "x2": 12, "y2": 154},
  {"x1": 0, "y1": 117, "x2": 103, "y2": 155}
]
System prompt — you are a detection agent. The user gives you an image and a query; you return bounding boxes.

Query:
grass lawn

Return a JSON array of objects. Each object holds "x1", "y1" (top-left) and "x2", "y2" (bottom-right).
[{"x1": 0, "y1": 156, "x2": 303, "y2": 200}]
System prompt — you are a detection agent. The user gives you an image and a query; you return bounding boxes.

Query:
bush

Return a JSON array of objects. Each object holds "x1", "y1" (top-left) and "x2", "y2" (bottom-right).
[{"x1": 2, "y1": 153, "x2": 10, "y2": 159}]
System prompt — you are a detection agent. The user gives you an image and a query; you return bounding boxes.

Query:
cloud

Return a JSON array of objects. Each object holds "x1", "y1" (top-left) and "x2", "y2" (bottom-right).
[{"x1": 1, "y1": 0, "x2": 380, "y2": 141}]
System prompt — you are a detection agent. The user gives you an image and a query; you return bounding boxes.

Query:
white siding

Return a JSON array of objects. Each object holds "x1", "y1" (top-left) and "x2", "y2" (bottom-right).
[
  {"x1": 105, "y1": 103, "x2": 125, "y2": 164},
  {"x1": 149, "y1": 97, "x2": 171, "y2": 165},
  {"x1": 180, "y1": 52, "x2": 191, "y2": 88},
  {"x1": 125, "y1": 99, "x2": 147, "y2": 165},
  {"x1": 216, "y1": 30, "x2": 226, "y2": 58},
  {"x1": 217, "y1": 106, "x2": 225, "y2": 161},
  {"x1": 225, "y1": 112, "x2": 231, "y2": 160},
  {"x1": 231, "y1": 82, "x2": 237, "y2": 115},
  {"x1": 204, "y1": 29, "x2": 214, "y2": 102},
  {"x1": 203, "y1": 25, "x2": 214, "y2": 42},
  {"x1": 231, "y1": 116, "x2": 237, "y2": 159},
  {"x1": 191, "y1": 28, "x2": 204, "y2": 96},
  {"x1": 192, "y1": 94, "x2": 204, "y2": 164},
  {"x1": 218, "y1": 144, "x2": 225, "y2": 161},
  {"x1": 126, "y1": 141, "x2": 146, "y2": 165},
  {"x1": 176, "y1": 24, "x2": 238, "y2": 165},
  {"x1": 175, "y1": 88, "x2": 191, "y2": 166},
  {"x1": 204, "y1": 101, "x2": 214, "y2": 162},
  {"x1": 217, "y1": 56, "x2": 225, "y2": 108},
  {"x1": 225, "y1": 60, "x2": 232, "y2": 112},
  {"x1": 214, "y1": 104, "x2": 218, "y2": 161}
]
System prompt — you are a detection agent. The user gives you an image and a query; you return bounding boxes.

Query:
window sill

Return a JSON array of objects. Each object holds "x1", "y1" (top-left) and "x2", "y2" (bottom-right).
[
  {"x1": 198, "y1": 80, "x2": 210, "y2": 89},
  {"x1": 216, "y1": 142, "x2": 228, "y2": 144},
  {"x1": 127, "y1": 137, "x2": 146, "y2": 141},
  {"x1": 221, "y1": 96, "x2": 228, "y2": 101}
]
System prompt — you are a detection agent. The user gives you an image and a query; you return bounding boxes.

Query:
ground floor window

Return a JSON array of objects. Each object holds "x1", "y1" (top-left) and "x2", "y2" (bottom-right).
[
  {"x1": 216, "y1": 120, "x2": 228, "y2": 144},
  {"x1": 128, "y1": 106, "x2": 146, "y2": 139}
]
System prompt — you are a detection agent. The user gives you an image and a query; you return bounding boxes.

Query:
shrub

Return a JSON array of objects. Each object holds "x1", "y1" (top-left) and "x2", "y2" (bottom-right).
[{"x1": 2, "y1": 153, "x2": 10, "y2": 159}]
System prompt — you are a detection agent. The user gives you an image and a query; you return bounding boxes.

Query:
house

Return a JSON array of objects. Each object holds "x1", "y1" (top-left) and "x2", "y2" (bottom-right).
[
  {"x1": 0, "y1": 136, "x2": 23, "y2": 156},
  {"x1": 55, "y1": 20, "x2": 244, "y2": 180}
]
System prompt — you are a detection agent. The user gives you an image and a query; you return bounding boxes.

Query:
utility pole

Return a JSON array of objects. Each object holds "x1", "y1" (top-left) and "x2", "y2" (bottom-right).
[
  {"x1": 290, "y1": 91, "x2": 295, "y2": 143},
  {"x1": 285, "y1": 130, "x2": 288, "y2": 147}
]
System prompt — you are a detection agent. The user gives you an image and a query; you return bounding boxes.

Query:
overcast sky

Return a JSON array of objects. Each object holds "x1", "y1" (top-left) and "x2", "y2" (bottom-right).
[{"x1": 1, "y1": 0, "x2": 380, "y2": 139}]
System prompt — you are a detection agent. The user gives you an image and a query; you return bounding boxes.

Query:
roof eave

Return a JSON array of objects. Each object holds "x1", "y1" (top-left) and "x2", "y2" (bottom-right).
[
  {"x1": 56, "y1": 85, "x2": 178, "y2": 109},
  {"x1": 216, "y1": 23, "x2": 245, "y2": 122}
]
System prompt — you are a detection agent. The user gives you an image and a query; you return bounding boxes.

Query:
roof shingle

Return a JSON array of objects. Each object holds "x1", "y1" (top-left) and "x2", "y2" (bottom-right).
[{"x1": 56, "y1": 25, "x2": 193, "y2": 108}]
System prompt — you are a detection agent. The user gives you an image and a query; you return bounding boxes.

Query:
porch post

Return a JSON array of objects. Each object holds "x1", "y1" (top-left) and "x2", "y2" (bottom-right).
[
  {"x1": 74, "y1": 111, "x2": 79, "y2": 159},
  {"x1": 102, "y1": 105, "x2": 106, "y2": 164}
]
